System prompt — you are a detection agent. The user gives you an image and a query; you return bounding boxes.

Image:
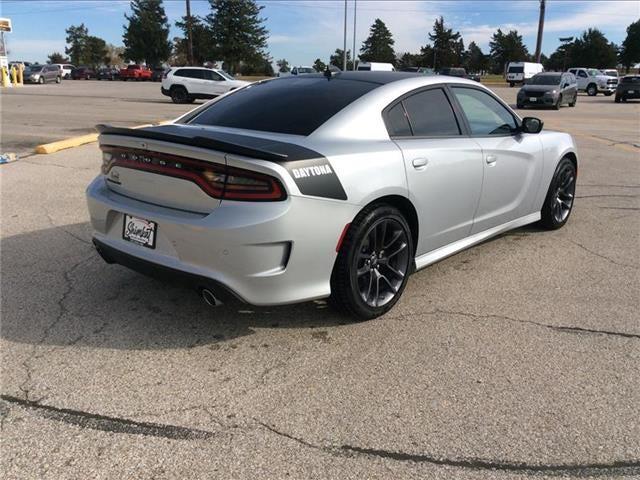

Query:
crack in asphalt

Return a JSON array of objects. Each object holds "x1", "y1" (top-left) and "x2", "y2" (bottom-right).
[
  {"x1": 43, "y1": 210, "x2": 91, "y2": 245},
  {"x1": 576, "y1": 194, "x2": 638, "y2": 199},
  {"x1": 568, "y1": 239, "x2": 639, "y2": 269},
  {"x1": 0, "y1": 395, "x2": 216, "y2": 440},
  {"x1": 18, "y1": 254, "x2": 94, "y2": 401},
  {"x1": 431, "y1": 308, "x2": 640, "y2": 340}
]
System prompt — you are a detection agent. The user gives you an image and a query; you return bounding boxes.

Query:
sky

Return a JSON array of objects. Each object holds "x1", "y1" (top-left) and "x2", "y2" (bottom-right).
[{"x1": 1, "y1": 0, "x2": 639, "y2": 65}]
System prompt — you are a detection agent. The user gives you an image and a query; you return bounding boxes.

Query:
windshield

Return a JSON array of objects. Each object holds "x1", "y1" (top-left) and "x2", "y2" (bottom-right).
[
  {"x1": 217, "y1": 70, "x2": 235, "y2": 81},
  {"x1": 28, "y1": 66, "x2": 43, "y2": 72},
  {"x1": 603, "y1": 70, "x2": 618, "y2": 77},
  {"x1": 529, "y1": 74, "x2": 561, "y2": 85},
  {"x1": 297, "y1": 67, "x2": 315, "y2": 74},
  {"x1": 587, "y1": 69, "x2": 600, "y2": 76},
  {"x1": 621, "y1": 76, "x2": 640, "y2": 84}
]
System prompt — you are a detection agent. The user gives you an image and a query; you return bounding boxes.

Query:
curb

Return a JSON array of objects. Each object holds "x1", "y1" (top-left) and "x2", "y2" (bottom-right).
[{"x1": 33, "y1": 120, "x2": 172, "y2": 155}]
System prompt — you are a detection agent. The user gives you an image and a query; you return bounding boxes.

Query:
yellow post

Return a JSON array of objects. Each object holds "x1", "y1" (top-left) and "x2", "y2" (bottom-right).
[
  {"x1": 17, "y1": 63, "x2": 24, "y2": 85},
  {"x1": 1, "y1": 66, "x2": 9, "y2": 87},
  {"x1": 10, "y1": 64, "x2": 17, "y2": 85}
]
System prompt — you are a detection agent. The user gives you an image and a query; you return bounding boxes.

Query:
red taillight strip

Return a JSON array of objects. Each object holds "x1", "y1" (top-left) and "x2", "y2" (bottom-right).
[{"x1": 101, "y1": 146, "x2": 286, "y2": 201}]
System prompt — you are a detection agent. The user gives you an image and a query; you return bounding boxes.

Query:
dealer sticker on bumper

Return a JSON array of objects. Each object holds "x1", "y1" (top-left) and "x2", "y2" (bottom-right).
[{"x1": 123, "y1": 214, "x2": 157, "y2": 248}]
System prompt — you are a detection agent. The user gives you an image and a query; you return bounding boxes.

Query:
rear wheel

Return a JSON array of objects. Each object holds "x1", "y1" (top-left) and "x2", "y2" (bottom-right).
[
  {"x1": 540, "y1": 157, "x2": 576, "y2": 230},
  {"x1": 330, "y1": 204, "x2": 413, "y2": 320},
  {"x1": 509, "y1": 82, "x2": 514, "y2": 87},
  {"x1": 517, "y1": 102, "x2": 524, "y2": 109},
  {"x1": 554, "y1": 95, "x2": 562, "y2": 110},
  {"x1": 615, "y1": 94, "x2": 621, "y2": 103},
  {"x1": 569, "y1": 95, "x2": 576, "y2": 107},
  {"x1": 586, "y1": 83, "x2": 597, "y2": 96},
  {"x1": 56, "y1": 76, "x2": 61, "y2": 84}
]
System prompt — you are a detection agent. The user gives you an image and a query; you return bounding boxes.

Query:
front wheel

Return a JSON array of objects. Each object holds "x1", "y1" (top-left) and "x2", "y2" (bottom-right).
[
  {"x1": 615, "y1": 95, "x2": 621, "y2": 103},
  {"x1": 330, "y1": 205, "x2": 413, "y2": 320},
  {"x1": 586, "y1": 84, "x2": 597, "y2": 96},
  {"x1": 554, "y1": 95, "x2": 562, "y2": 110},
  {"x1": 38, "y1": 76, "x2": 45, "y2": 84},
  {"x1": 56, "y1": 76, "x2": 61, "y2": 84},
  {"x1": 540, "y1": 157, "x2": 576, "y2": 230}
]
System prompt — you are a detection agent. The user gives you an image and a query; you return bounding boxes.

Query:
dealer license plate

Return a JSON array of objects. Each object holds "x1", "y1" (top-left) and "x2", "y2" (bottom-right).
[
  {"x1": 529, "y1": 97, "x2": 537, "y2": 102},
  {"x1": 123, "y1": 214, "x2": 157, "y2": 248}
]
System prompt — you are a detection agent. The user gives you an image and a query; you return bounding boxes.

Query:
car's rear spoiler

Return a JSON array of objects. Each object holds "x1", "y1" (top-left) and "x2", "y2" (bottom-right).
[{"x1": 96, "y1": 124, "x2": 321, "y2": 163}]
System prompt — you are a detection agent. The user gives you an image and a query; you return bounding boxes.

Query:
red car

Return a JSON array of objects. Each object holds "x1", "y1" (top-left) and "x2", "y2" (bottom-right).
[{"x1": 119, "y1": 64, "x2": 152, "y2": 81}]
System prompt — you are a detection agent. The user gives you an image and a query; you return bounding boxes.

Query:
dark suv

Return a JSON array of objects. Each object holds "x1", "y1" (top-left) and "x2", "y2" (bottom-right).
[
  {"x1": 438, "y1": 67, "x2": 481, "y2": 82},
  {"x1": 615, "y1": 75, "x2": 640, "y2": 103}
]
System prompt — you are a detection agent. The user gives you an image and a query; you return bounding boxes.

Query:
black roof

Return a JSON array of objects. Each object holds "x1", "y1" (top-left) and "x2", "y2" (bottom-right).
[{"x1": 275, "y1": 71, "x2": 420, "y2": 85}]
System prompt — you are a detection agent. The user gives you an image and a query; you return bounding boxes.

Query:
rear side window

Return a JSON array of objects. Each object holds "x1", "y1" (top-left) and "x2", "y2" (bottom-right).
[
  {"x1": 508, "y1": 66, "x2": 524, "y2": 73},
  {"x1": 174, "y1": 68, "x2": 203, "y2": 79},
  {"x1": 188, "y1": 76, "x2": 380, "y2": 136},
  {"x1": 385, "y1": 103, "x2": 412, "y2": 137},
  {"x1": 402, "y1": 88, "x2": 460, "y2": 136}
]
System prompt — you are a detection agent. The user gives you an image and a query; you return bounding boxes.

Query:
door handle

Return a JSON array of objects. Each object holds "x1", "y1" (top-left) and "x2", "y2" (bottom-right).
[
  {"x1": 412, "y1": 158, "x2": 429, "y2": 169},
  {"x1": 485, "y1": 154, "x2": 497, "y2": 165}
]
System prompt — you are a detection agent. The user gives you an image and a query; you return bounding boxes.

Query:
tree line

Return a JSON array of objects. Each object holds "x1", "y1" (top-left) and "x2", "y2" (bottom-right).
[{"x1": 47, "y1": 0, "x2": 640, "y2": 76}]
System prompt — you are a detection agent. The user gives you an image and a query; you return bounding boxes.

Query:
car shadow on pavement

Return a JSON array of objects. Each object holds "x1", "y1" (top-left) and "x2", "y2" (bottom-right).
[{"x1": 1, "y1": 223, "x2": 351, "y2": 351}]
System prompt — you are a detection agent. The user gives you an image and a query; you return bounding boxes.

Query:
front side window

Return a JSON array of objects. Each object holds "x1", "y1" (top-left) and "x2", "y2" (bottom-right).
[
  {"x1": 402, "y1": 88, "x2": 460, "y2": 136},
  {"x1": 452, "y1": 87, "x2": 517, "y2": 136},
  {"x1": 578, "y1": 70, "x2": 588, "y2": 78}
]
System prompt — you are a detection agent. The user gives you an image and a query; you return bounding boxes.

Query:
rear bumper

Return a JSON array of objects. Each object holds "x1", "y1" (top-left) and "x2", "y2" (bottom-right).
[
  {"x1": 617, "y1": 89, "x2": 640, "y2": 98},
  {"x1": 161, "y1": 87, "x2": 170, "y2": 96},
  {"x1": 86, "y1": 176, "x2": 357, "y2": 306}
]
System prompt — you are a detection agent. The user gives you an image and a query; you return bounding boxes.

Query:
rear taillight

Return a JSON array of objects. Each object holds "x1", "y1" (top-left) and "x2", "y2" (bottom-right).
[{"x1": 101, "y1": 146, "x2": 286, "y2": 201}]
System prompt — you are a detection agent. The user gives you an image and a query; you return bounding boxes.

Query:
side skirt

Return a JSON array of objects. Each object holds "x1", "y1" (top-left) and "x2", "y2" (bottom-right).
[{"x1": 414, "y1": 212, "x2": 541, "y2": 271}]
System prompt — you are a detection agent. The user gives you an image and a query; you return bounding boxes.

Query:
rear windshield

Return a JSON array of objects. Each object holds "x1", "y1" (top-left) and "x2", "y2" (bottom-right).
[
  {"x1": 508, "y1": 66, "x2": 524, "y2": 73},
  {"x1": 357, "y1": 65, "x2": 371, "y2": 71},
  {"x1": 188, "y1": 76, "x2": 380, "y2": 136},
  {"x1": 621, "y1": 76, "x2": 640, "y2": 84}
]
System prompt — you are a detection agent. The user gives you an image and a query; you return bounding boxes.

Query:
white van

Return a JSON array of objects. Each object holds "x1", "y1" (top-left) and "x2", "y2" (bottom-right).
[
  {"x1": 506, "y1": 62, "x2": 543, "y2": 86},
  {"x1": 357, "y1": 62, "x2": 395, "y2": 72},
  {"x1": 50, "y1": 63, "x2": 75, "y2": 79}
]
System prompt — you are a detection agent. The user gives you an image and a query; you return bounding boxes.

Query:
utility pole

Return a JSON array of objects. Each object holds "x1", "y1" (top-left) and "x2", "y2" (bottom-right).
[
  {"x1": 186, "y1": 0, "x2": 194, "y2": 65},
  {"x1": 343, "y1": 0, "x2": 348, "y2": 71},
  {"x1": 534, "y1": 0, "x2": 546, "y2": 63},
  {"x1": 352, "y1": 0, "x2": 357, "y2": 70}
]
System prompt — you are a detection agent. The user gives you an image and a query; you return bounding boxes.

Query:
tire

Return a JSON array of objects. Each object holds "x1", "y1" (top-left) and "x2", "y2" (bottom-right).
[
  {"x1": 615, "y1": 95, "x2": 621, "y2": 103},
  {"x1": 509, "y1": 82, "x2": 514, "y2": 87},
  {"x1": 586, "y1": 84, "x2": 597, "y2": 96},
  {"x1": 517, "y1": 102, "x2": 524, "y2": 109},
  {"x1": 330, "y1": 204, "x2": 413, "y2": 320},
  {"x1": 56, "y1": 76, "x2": 61, "y2": 84},
  {"x1": 38, "y1": 76, "x2": 45, "y2": 84},
  {"x1": 554, "y1": 95, "x2": 562, "y2": 110},
  {"x1": 170, "y1": 85, "x2": 190, "y2": 104},
  {"x1": 569, "y1": 95, "x2": 576, "y2": 107},
  {"x1": 122, "y1": 78, "x2": 128, "y2": 81},
  {"x1": 540, "y1": 157, "x2": 576, "y2": 230}
]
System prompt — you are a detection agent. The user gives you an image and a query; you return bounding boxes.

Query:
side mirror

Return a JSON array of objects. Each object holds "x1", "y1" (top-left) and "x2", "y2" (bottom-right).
[
  {"x1": 521, "y1": 117, "x2": 543, "y2": 134},
  {"x1": 562, "y1": 83, "x2": 569, "y2": 88}
]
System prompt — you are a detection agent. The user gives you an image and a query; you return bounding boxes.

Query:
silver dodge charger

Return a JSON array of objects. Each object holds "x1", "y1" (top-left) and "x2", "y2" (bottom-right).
[{"x1": 87, "y1": 72, "x2": 577, "y2": 319}]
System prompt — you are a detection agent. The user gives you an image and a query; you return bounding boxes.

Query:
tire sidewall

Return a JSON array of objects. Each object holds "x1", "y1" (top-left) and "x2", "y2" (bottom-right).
[
  {"x1": 337, "y1": 205, "x2": 413, "y2": 319},
  {"x1": 541, "y1": 158, "x2": 576, "y2": 229}
]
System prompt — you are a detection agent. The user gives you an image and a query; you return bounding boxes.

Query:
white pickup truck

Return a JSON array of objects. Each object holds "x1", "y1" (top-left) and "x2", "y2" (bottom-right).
[{"x1": 567, "y1": 67, "x2": 618, "y2": 96}]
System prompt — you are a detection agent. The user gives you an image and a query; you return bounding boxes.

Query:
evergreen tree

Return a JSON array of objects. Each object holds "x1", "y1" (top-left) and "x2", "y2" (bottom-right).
[
  {"x1": 619, "y1": 20, "x2": 640, "y2": 71},
  {"x1": 359, "y1": 18, "x2": 395, "y2": 64},
  {"x1": 123, "y1": 0, "x2": 171, "y2": 66},
  {"x1": 396, "y1": 52, "x2": 422, "y2": 70},
  {"x1": 206, "y1": 0, "x2": 269, "y2": 74},
  {"x1": 465, "y1": 41, "x2": 487, "y2": 73},
  {"x1": 65, "y1": 24, "x2": 88, "y2": 66},
  {"x1": 545, "y1": 37, "x2": 574, "y2": 71},
  {"x1": 330, "y1": 49, "x2": 353, "y2": 70},
  {"x1": 419, "y1": 44, "x2": 434, "y2": 68},
  {"x1": 570, "y1": 28, "x2": 618, "y2": 68},
  {"x1": 428, "y1": 16, "x2": 461, "y2": 70},
  {"x1": 175, "y1": 15, "x2": 211, "y2": 65},
  {"x1": 47, "y1": 52, "x2": 69, "y2": 64},
  {"x1": 276, "y1": 58, "x2": 290, "y2": 73},
  {"x1": 84, "y1": 36, "x2": 108, "y2": 68},
  {"x1": 489, "y1": 29, "x2": 530, "y2": 74},
  {"x1": 313, "y1": 58, "x2": 326, "y2": 72}
]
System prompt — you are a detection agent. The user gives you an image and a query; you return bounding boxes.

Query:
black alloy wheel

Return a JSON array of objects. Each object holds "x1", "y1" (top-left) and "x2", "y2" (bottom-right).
[{"x1": 540, "y1": 157, "x2": 576, "y2": 229}]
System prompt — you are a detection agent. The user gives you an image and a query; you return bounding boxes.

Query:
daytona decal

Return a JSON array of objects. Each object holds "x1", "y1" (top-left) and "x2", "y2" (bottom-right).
[{"x1": 283, "y1": 159, "x2": 347, "y2": 201}]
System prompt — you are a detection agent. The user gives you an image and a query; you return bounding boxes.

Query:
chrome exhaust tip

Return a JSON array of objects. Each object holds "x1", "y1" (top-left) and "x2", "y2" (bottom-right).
[{"x1": 201, "y1": 288, "x2": 222, "y2": 307}]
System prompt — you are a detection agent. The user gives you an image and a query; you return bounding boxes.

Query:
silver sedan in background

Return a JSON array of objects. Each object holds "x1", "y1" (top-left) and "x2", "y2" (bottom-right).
[{"x1": 87, "y1": 73, "x2": 578, "y2": 319}]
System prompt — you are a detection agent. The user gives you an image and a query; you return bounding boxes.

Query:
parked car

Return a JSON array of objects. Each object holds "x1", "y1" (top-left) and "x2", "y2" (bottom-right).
[
  {"x1": 161, "y1": 66, "x2": 249, "y2": 104},
  {"x1": 97, "y1": 67, "x2": 120, "y2": 81},
  {"x1": 615, "y1": 75, "x2": 640, "y2": 102},
  {"x1": 119, "y1": 64, "x2": 152, "y2": 81},
  {"x1": 438, "y1": 67, "x2": 481, "y2": 82},
  {"x1": 24, "y1": 64, "x2": 62, "y2": 84},
  {"x1": 357, "y1": 62, "x2": 395, "y2": 71},
  {"x1": 71, "y1": 67, "x2": 96, "y2": 80},
  {"x1": 602, "y1": 69, "x2": 619, "y2": 79},
  {"x1": 88, "y1": 72, "x2": 577, "y2": 319},
  {"x1": 517, "y1": 72, "x2": 577, "y2": 109},
  {"x1": 151, "y1": 67, "x2": 165, "y2": 82},
  {"x1": 567, "y1": 67, "x2": 617, "y2": 96},
  {"x1": 506, "y1": 62, "x2": 544, "y2": 86},
  {"x1": 400, "y1": 67, "x2": 435, "y2": 75},
  {"x1": 50, "y1": 63, "x2": 75, "y2": 79}
]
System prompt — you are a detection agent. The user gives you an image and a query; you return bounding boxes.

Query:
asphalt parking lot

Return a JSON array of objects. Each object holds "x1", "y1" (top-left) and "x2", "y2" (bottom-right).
[{"x1": 1, "y1": 82, "x2": 639, "y2": 479}]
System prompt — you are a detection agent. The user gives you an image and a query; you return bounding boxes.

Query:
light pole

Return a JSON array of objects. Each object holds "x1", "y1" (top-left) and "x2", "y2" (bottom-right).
[
  {"x1": 534, "y1": 0, "x2": 546, "y2": 63},
  {"x1": 343, "y1": 0, "x2": 348, "y2": 71},
  {"x1": 186, "y1": 0, "x2": 194, "y2": 65},
  {"x1": 352, "y1": 0, "x2": 357, "y2": 70}
]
